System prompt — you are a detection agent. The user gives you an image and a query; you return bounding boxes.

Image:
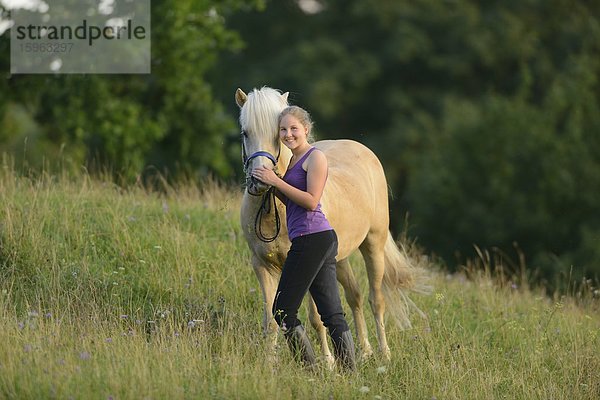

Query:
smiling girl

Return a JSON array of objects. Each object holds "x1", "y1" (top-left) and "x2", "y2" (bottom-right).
[{"x1": 251, "y1": 106, "x2": 356, "y2": 371}]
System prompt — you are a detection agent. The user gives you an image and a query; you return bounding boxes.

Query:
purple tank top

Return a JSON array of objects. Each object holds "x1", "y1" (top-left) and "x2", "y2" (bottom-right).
[{"x1": 282, "y1": 147, "x2": 333, "y2": 241}]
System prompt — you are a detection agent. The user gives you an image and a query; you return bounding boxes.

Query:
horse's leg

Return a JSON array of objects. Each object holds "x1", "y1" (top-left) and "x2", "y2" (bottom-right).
[
  {"x1": 307, "y1": 296, "x2": 335, "y2": 369},
  {"x1": 359, "y1": 232, "x2": 391, "y2": 360},
  {"x1": 336, "y1": 257, "x2": 374, "y2": 359},
  {"x1": 251, "y1": 256, "x2": 280, "y2": 358}
]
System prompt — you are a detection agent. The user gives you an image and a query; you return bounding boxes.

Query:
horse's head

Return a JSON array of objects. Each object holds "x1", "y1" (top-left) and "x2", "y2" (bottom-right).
[{"x1": 235, "y1": 87, "x2": 290, "y2": 196}]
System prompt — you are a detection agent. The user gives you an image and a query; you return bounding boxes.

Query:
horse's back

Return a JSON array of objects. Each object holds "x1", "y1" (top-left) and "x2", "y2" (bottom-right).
[{"x1": 315, "y1": 139, "x2": 389, "y2": 258}]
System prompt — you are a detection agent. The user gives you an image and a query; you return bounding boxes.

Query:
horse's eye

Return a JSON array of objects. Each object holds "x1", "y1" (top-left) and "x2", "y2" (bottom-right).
[{"x1": 241, "y1": 130, "x2": 248, "y2": 138}]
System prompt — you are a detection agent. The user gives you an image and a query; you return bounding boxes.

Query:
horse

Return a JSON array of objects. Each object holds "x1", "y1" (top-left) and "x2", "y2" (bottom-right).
[{"x1": 235, "y1": 86, "x2": 428, "y2": 365}]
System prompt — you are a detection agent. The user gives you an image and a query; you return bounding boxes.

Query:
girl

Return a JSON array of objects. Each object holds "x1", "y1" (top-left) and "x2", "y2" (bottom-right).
[{"x1": 251, "y1": 106, "x2": 356, "y2": 370}]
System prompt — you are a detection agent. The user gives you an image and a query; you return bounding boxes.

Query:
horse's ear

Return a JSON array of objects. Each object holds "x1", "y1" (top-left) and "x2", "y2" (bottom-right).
[
  {"x1": 235, "y1": 88, "x2": 248, "y2": 108},
  {"x1": 281, "y1": 91, "x2": 289, "y2": 103}
]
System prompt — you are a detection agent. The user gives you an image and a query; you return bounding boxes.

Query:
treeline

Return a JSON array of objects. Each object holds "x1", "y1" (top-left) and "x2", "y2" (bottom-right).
[
  {"x1": 0, "y1": 0, "x2": 264, "y2": 178},
  {"x1": 1, "y1": 0, "x2": 599, "y2": 284}
]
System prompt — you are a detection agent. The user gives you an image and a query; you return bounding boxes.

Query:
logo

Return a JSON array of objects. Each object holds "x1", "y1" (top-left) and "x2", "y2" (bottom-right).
[{"x1": 9, "y1": 0, "x2": 151, "y2": 74}]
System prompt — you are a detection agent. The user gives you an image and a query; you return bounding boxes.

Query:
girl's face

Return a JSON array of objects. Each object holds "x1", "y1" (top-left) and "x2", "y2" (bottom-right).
[{"x1": 279, "y1": 114, "x2": 309, "y2": 151}]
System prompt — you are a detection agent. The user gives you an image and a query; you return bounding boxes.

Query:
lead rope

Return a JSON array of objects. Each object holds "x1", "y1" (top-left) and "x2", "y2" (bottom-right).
[{"x1": 254, "y1": 186, "x2": 281, "y2": 243}]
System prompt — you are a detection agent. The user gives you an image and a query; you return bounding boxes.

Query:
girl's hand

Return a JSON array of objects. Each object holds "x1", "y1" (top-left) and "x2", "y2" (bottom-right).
[{"x1": 251, "y1": 165, "x2": 280, "y2": 186}]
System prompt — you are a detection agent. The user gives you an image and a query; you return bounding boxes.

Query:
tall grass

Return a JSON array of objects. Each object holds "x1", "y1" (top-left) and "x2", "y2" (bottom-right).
[{"x1": 0, "y1": 164, "x2": 598, "y2": 399}]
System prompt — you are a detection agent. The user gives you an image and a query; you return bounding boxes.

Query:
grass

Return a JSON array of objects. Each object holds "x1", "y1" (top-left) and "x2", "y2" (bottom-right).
[{"x1": 0, "y1": 165, "x2": 598, "y2": 399}]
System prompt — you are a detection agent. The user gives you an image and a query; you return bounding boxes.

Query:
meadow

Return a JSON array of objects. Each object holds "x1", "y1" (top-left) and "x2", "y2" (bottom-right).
[{"x1": 0, "y1": 165, "x2": 598, "y2": 399}]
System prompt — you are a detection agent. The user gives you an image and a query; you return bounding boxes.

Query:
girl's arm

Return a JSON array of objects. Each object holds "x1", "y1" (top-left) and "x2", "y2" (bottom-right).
[
  {"x1": 251, "y1": 151, "x2": 327, "y2": 211},
  {"x1": 274, "y1": 188, "x2": 288, "y2": 204}
]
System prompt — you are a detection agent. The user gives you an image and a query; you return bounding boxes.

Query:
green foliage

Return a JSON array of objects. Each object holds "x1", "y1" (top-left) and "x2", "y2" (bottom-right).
[
  {"x1": 214, "y1": 0, "x2": 600, "y2": 283},
  {"x1": 409, "y1": 93, "x2": 600, "y2": 281},
  {"x1": 0, "y1": 0, "x2": 265, "y2": 178},
  {"x1": 1, "y1": 0, "x2": 599, "y2": 282},
  {"x1": 405, "y1": 5, "x2": 600, "y2": 281}
]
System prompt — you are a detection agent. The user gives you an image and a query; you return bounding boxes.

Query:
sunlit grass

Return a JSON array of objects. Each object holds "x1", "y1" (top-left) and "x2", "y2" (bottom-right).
[{"x1": 0, "y1": 165, "x2": 598, "y2": 399}]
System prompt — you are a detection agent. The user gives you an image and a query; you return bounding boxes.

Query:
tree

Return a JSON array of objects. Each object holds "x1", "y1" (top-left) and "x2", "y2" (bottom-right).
[
  {"x1": 0, "y1": 0, "x2": 265, "y2": 178},
  {"x1": 213, "y1": 0, "x2": 600, "y2": 282}
]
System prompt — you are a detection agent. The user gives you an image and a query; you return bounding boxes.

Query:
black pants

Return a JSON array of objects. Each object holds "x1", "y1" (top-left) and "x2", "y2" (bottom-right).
[{"x1": 273, "y1": 230, "x2": 349, "y2": 342}]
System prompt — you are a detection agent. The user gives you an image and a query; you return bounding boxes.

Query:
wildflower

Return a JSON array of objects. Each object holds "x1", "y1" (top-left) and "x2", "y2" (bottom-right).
[
  {"x1": 555, "y1": 301, "x2": 563, "y2": 309},
  {"x1": 79, "y1": 351, "x2": 91, "y2": 360},
  {"x1": 45, "y1": 312, "x2": 52, "y2": 318},
  {"x1": 435, "y1": 293, "x2": 445, "y2": 302},
  {"x1": 23, "y1": 344, "x2": 32, "y2": 352},
  {"x1": 511, "y1": 283, "x2": 518, "y2": 290},
  {"x1": 154, "y1": 245, "x2": 162, "y2": 250},
  {"x1": 187, "y1": 321, "x2": 196, "y2": 328},
  {"x1": 120, "y1": 315, "x2": 128, "y2": 319},
  {"x1": 376, "y1": 366, "x2": 386, "y2": 374},
  {"x1": 18, "y1": 322, "x2": 25, "y2": 330},
  {"x1": 359, "y1": 386, "x2": 370, "y2": 394},
  {"x1": 105, "y1": 338, "x2": 113, "y2": 343}
]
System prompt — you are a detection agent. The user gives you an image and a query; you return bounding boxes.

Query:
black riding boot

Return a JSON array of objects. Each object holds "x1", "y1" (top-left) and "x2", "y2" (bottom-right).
[
  {"x1": 332, "y1": 330, "x2": 357, "y2": 371},
  {"x1": 285, "y1": 325, "x2": 317, "y2": 367}
]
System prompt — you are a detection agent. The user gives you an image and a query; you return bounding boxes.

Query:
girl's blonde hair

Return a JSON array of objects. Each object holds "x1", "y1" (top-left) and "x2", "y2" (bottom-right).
[{"x1": 278, "y1": 106, "x2": 316, "y2": 143}]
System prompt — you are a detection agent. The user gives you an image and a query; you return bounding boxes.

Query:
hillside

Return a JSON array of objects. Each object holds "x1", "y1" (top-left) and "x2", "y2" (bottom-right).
[{"x1": 0, "y1": 169, "x2": 598, "y2": 399}]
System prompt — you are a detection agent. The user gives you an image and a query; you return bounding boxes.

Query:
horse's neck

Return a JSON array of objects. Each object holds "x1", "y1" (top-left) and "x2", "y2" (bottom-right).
[{"x1": 277, "y1": 143, "x2": 293, "y2": 175}]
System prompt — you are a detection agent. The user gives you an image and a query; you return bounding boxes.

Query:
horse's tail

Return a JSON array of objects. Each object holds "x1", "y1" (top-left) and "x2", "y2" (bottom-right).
[{"x1": 382, "y1": 232, "x2": 431, "y2": 329}]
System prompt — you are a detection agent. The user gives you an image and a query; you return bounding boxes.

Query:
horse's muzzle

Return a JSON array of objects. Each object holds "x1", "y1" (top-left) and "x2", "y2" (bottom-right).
[{"x1": 247, "y1": 175, "x2": 271, "y2": 195}]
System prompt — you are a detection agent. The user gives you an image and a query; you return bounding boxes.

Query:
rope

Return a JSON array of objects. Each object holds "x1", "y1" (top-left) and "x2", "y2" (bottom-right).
[{"x1": 254, "y1": 186, "x2": 281, "y2": 243}]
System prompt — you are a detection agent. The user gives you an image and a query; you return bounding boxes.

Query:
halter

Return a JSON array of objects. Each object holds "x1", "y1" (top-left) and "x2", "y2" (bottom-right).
[
  {"x1": 241, "y1": 130, "x2": 282, "y2": 242},
  {"x1": 241, "y1": 130, "x2": 281, "y2": 173},
  {"x1": 244, "y1": 151, "x2": 278, "y2": 171}
]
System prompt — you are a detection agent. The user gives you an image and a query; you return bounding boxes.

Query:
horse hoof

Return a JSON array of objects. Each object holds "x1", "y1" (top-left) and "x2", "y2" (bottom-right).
[
  {"x1": 382, "y1": 347, "x2": 391, "y2": 361},
  {"x1": 360, "y1": 347, "x2": 374, "y2": 361},
  {"x1": 324, "y1": 353, "x2": 336, "y2": 370}
]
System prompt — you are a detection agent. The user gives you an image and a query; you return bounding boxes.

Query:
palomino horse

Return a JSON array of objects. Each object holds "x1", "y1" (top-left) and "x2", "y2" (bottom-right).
[{"x1": 236, "y1": 86, "x2": 428, "y2": 364}]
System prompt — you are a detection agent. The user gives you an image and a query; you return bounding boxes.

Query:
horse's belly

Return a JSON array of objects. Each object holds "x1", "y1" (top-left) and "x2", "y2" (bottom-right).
[{"x1": 317, "y1": 140, "x2": 389, "y2": 260}]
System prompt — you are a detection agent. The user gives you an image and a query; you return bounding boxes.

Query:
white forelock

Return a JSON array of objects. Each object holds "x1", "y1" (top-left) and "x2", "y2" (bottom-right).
[{"x1": 239, "y1": 86, "x2": 288, "y2": 144}]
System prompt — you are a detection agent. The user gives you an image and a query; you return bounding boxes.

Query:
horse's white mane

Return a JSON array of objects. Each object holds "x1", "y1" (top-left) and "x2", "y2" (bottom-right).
[{"x1": 239, "y1": 86, "x2": 288, "y2": 142}]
